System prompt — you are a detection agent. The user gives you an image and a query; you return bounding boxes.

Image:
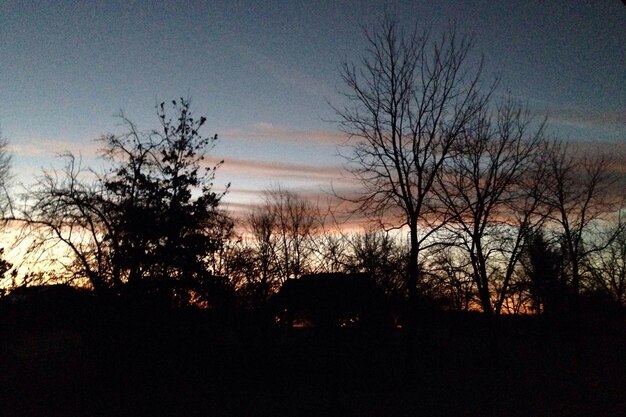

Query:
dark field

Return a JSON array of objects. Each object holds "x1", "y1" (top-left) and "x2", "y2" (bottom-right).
[{"x1": 1, "y1": 306, "x2": 625, "y2": 417}]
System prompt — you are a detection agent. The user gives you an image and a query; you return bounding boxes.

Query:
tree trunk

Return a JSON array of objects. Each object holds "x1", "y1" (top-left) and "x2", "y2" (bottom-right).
[
  {"x1": 470, "y1": 243, "x2": 494, "y2": 317},
  {"x1": 405, "y1": 218, "x2": 419, "y2": 380}
]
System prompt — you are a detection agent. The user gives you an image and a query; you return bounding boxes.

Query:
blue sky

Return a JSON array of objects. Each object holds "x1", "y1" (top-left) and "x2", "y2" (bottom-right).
[{"x1": 1, "y1": 0, "x2": 624, "y2": 212}]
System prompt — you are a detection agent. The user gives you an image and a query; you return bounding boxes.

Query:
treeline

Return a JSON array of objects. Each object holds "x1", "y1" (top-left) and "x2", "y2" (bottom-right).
[
  {"x1": 213, "y1": 189, "x2": 625, "y2": 316},
  {"x1": 0, "y1": 18, "x2": 624, "y2": 320},
  {"x1": 0, "y1": 97, "x2": 622, "y2": 318}
]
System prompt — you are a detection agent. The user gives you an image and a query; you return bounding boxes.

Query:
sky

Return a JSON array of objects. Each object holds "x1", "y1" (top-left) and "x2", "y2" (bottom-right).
[{"x1": 1, "y1": 0, "x2": 625, "y2": 216}]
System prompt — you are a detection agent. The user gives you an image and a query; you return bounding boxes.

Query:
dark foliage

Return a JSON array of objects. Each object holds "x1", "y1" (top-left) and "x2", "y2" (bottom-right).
[
  {"x1": 102, "y1": 99, "x2": 231, "y2": 287},
  {"x1": 272, "y1": 272, "x2": 391, "y2": 330},
  {"x1": 521, "y1": 230, "x2": 568, "y2": 314},
  {"x1": 23, "y1": 99, "x2": 232, "y2": 305}
]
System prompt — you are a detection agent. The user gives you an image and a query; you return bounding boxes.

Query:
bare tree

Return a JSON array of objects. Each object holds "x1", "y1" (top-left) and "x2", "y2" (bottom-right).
[
  {"x1": 334, "y1": 17, "x2": 491, "y2": 324},
  {"x1": 251, "y1": 187, "x2": 317, "y2": 283},
  {"x1": 19, "y1": 154, "x2": 116, "y2": 291},
  {"x1": 0, "y1": 134, "x2": 12, "y2": 218},
  {"x1": 543, "y1": 143, "x2": 620, "y2": 301},
  {"x1": 310, "y1": 230, "x2": 351, "y2": 274},
  {"x1": 436, "y1": 98, "x2": 548, "y2": 315},
  {"x1": 213, "y1": 238, "x2": 262, "y2": 306},
  {"x1": 0, "y1": 132, "x2": 14, "y2": 294},
  {"x1": 246, "y1": 204, "x2": 280, "y2": 300},
  {"x1": 584, "y1": 222, "x2": 626, "y2": 306},
  {"x1": 347, "y1": 227, "x2": 406, "y2": 295},
  {"x1": 307, "y1": 202, "x2": 353, "y2": 275},
  {"x1": 426, "y1": 246, "x2": 476, "y2": 311}
]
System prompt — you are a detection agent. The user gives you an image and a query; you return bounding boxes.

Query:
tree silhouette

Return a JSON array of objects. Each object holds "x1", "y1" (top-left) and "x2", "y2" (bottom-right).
[
  {"x1": 258, "y1": 187, "x2": 317, "y2": 282},
  {"x1": 347, "y1": 228, "x2": 406, "y2": 296},
  {"x1": 520, "y1": 229, "x2": 566, "y2": 314},
  {"x1": 101, "y1": 99, "x2": 232, "y2": 297},
  {"x1": 426, "y1": 246, "x2": 476, "y2": 311},
  {"x1": 23, "y1": 99, "x2": 231, "y2": 304},
  {"x1": 333, "y1": 17, "x2": 491, "y2": 376},
  {"x1": 310, "y1": 227, "x2": 351, "y2": 274},
  {"x1": 334, "y1": 17, "x2": 490, "y2": 316},
  {"x1": 543, "y1": 143, "x2": 620, "y2": 304},
  {"x1": 0, "y1": 132, "x2": 13, "y2": 293},
  {"x1": 246, "y1": 200, "x2": 281, "y2": 301},
  {"x1": 585, "y1": 223, "x2": 626, "y2": 306},
  {"x1": 435, "y1": 98, "x2": 548, "y2": 315}
]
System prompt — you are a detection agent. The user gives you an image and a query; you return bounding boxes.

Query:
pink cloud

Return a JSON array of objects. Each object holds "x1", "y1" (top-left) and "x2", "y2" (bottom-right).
[
  {"x1": 222, "y1": 123, "x2": 347, "y2": 146},
  {"x1": 10, "y1": 138, "x2": 101, "y2": 158},
  {"x1": 206, "y1": 156, "x2": 345, "y2": 181},
  {"x1": 223, "y1": 184, "x2": 401, "y2": 234}
]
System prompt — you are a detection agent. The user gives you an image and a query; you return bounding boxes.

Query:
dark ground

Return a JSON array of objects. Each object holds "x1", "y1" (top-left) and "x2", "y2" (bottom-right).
[{"x1": 1, "y1": 305, "x2": 625, "y2": 417}]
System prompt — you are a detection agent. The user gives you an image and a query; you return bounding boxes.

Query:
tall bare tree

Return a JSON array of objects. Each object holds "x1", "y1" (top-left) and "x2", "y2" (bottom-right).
[
  {"x1": 334, "y1": 17, "x2": 491, "y2": 323},
  {"x1": 436, "y1": 99, "x2": 548, "y2": 315}
]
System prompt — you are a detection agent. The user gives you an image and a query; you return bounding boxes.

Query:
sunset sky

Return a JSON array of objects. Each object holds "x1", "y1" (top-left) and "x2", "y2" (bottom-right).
[{"x1": 1, "y1": 0, "x2": 624, "y2": 215}]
